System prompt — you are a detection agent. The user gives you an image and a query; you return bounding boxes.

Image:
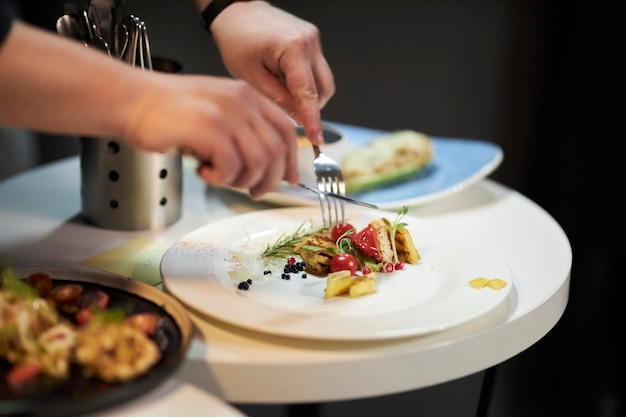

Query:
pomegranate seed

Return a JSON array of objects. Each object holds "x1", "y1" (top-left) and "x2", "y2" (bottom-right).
[
  {"x1": 395, "y1": 261, "x2": 405, "y2": 270},
  {"x1": 384, "y1": 263, "x2": 394, "y2": 273},
  {"x1": 287, "y1": 257, "x2": 296, "y2": 265},
  {"x1": 361, "y1": 266, "x2": 372, "y2": 274}
]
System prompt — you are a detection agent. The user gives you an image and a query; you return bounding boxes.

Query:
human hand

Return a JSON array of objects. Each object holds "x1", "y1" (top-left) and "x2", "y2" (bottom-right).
[
  {"x1": 210, "y1": 1, "x2": 335, "y2": 146},
  {"x1": 121, "y1": 71, "x2": 298, "y2": 199}
]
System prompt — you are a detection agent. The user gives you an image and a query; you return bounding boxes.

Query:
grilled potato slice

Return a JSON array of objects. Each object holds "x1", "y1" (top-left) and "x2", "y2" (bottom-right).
[
  {"x1": 349, "y1": 272, "x2": 377, "y2": 298},
  {"x1": 324, "y1": 270, "x2": 352, "y2": 298},
  {"x1": 393, "y1": 226, "x2": 421, "y2": 264}
]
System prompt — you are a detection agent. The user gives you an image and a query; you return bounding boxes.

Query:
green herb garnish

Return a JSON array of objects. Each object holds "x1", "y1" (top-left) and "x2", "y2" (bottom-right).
[
  {"x1": 88, "y1": 306, "x2": 128, "y2": 327},
  {"x1": 260, "y1": 220, "x2": 325, "y2": 259},
  {"x1": 0, "y1": 265, "x2": 37, "y2": 299}
]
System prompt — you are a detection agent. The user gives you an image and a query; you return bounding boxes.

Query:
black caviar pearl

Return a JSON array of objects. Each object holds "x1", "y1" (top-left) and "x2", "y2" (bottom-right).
[{"x1": 238, "y1": 281, "x2": 250, "y2": 290}]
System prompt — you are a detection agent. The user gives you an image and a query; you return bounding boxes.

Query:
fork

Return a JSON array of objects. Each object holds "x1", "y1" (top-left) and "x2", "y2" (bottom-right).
[{"x1": 312, "y1": 145, "x2": 346, "y2": 228}]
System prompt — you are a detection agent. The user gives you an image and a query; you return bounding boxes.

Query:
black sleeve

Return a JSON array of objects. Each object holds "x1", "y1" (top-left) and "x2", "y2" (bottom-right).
[{"x1": 0, "y1": 5, "x2": 15, "y2": 44}]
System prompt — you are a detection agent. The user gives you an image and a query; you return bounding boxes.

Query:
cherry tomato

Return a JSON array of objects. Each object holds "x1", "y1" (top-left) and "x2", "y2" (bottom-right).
[
  {"x1": 350, "y1": 225, "x2": 381, "y2": 261},
  {"x1": 331, "y1": 223, "x2": 356, "y2": 242},
  {"x1": 329, "y1": 253, "x2": 358, "y2": 275}
]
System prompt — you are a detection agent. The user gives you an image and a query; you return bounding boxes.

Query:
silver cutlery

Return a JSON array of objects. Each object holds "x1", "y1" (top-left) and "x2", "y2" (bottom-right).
[
  {"x1": 297, "y1": 183, "x2": 378, "y2": 209},
  {"x1": 312, "y1": 144, "x2": 346, "y2": 228}
]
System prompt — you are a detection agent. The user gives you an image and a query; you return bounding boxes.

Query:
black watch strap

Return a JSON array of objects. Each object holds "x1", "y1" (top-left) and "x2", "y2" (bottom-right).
[{"x1": 199, "y1": 0, "x2": 250, "y2": 33}]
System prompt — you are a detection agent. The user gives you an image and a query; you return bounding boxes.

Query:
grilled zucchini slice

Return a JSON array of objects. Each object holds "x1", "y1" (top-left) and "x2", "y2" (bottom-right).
[{"x1": 341, "y1": 130, "x2": 434, "y2": 194}]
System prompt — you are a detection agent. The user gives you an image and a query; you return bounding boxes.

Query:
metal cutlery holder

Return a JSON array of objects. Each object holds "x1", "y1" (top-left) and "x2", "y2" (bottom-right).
[
  {"x1": 80, "y1": 139, "x2": 182, "y2": 230},
  {"x1": 68, "y1": 4, "x2": 184, "y2": 230}
]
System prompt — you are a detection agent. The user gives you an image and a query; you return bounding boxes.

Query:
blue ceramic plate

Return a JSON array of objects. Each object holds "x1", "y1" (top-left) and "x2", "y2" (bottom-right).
[{"x1": 263, "y1": 122, "x2": 503, "y2": 210}]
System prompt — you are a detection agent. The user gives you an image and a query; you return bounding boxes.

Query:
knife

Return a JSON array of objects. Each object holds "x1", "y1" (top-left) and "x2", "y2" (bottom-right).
[
  {"x1": 296, "y1": 183, "x2": 379, "y2": 209},
  {"x1": 178, "y1": 147, "x2": 378, "y2": 209}
]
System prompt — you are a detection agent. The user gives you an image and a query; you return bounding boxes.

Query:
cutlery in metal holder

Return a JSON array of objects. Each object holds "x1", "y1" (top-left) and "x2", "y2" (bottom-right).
[{"x1": 78, "y1": 10, "x2": 183, "y2": 230}]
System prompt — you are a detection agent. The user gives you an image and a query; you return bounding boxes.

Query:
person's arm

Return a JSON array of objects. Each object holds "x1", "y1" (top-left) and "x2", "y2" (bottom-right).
[
  {"x1": 0, "y1": 21, "x2": 141, "y2": 139},
  {"x1": 194, "y1": 0, "x2": 335, "y2": 146},
  {"x1": 0, "y1": 20, "x2": 298, "y2": 198}
]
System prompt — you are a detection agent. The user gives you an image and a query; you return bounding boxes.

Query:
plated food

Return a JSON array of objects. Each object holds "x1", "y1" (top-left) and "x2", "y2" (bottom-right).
[
  {"x1": 258, "y1": 206, "x2": 421, "y2": 299},
  {"x1": 160, "y1": 207, "x2": 513, "y2": 341},
  {"x1": 0, "y1": 266, "x2": 191, "y2": 417},
  {"x1": 341, "y1": 130, "x2": 434, "y2": 194},
  {"x1": 262, "y1": 123, "x2": 504, "y2": 209}
]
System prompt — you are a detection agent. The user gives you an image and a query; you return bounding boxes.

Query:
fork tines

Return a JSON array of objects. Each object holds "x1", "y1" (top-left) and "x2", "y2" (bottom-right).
[
  {"x1": 317, "y1": 177, "x2": 346, "y2": 229},
  {"x1": 312, "y1": 145, "x2": 346, "y2": 228}
]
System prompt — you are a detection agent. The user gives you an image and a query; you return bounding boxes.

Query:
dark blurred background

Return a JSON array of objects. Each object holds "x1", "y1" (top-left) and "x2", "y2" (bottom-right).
[{"x1": 1, "y1": 1, "x2": 619, "y2": 416}]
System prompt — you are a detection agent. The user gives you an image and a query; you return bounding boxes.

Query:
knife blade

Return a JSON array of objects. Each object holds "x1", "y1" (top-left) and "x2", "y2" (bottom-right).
[{"x1": 296, "y1": 183, "x2": 378, "y2": 209}]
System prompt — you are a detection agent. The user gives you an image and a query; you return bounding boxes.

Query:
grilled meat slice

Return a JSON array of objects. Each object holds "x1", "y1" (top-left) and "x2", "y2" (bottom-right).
[{"x1": 294, "y1": 232, "x2": 336, "y2": 276}]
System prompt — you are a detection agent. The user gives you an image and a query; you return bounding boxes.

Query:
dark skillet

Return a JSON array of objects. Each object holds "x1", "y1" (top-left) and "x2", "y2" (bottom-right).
[{"x1": 0, "y1": 266, "x2": 192, "y2": 417}]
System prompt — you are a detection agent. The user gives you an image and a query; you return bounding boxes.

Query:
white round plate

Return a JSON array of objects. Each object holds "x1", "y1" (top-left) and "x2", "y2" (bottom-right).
[{"x1": 160, "y1": 207, "x2": 513, "y2": 341}]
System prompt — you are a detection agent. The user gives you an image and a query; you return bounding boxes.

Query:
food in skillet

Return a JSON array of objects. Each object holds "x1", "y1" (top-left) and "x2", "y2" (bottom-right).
[
  {"x1": 260, "y1": 206, "x2": 421, "y2": 298},
  {"x1": 341, "y1": 130, "x2": 434, "y2": 194},
  {"x1": 0, "y1": 267, "x2": 161, "y2": 391}
]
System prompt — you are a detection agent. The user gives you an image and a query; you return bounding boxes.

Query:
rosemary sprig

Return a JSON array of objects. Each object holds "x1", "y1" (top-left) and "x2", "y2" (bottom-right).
[{"x1": 260, "y1": 220, "x2": 325, "y2": 259}]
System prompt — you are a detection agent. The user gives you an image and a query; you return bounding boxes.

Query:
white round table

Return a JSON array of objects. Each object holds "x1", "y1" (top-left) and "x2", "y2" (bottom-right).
[{"x1": 0, "y1": 127, "x2": 571, "y2": 415}]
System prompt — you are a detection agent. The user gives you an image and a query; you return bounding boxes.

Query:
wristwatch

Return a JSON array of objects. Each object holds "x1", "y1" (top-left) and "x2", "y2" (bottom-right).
[{"x1": 199, "y1": 0, "x2": 255, "y2": 33}]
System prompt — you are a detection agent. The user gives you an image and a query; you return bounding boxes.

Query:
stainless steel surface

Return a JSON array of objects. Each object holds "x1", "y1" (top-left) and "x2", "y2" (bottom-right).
[
  {"x1": 297, "y1": 183, "x2": 378, "y2": 209},
  {"x1": 91, "y1": 0, "x2": 113, "y2": 47},
  {"x1": 80, "y1": 137, "x2": 182, "y2": 230},
  {"x1": 55, "y1": 14, "x2": 78, "y2": 38},
  {"x1": 113, "y1": 22, "x2": 129, "y2": 58},
  {"x1": 121, "y1": 15, "x2": 152, "y2": 70},
  {"x1": 81, "y1": 9, "x2": 95, "y2": 40},
  {"x1": 90, "y1": 35, "x2": 111, "y2": 56},
  {"x1": 312, "y1": 144, "x2": 346, "y2": 227},
  {"x1": 56, "y1": 2, "x2": 144, "y2": 60}
]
